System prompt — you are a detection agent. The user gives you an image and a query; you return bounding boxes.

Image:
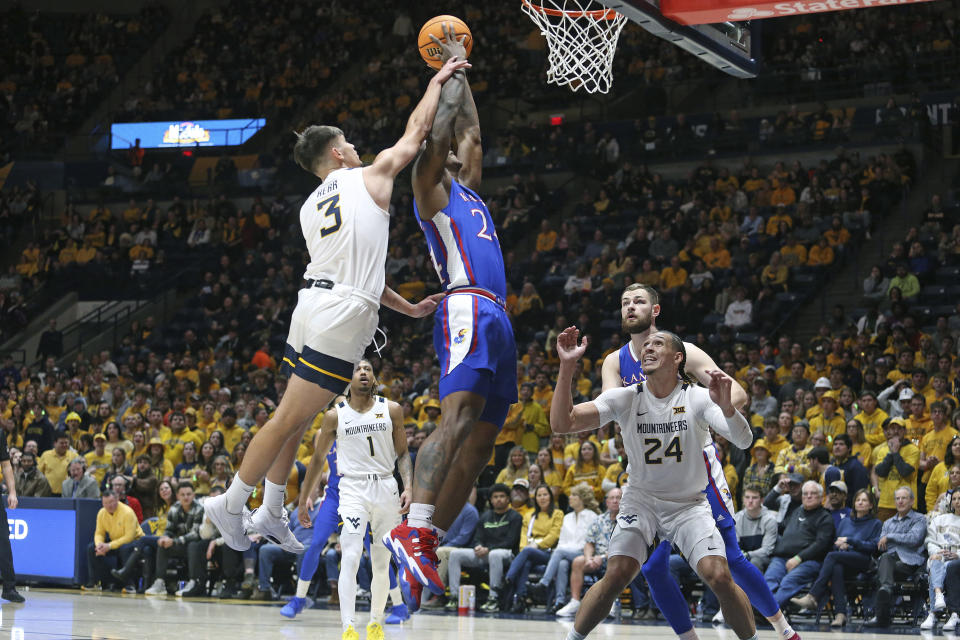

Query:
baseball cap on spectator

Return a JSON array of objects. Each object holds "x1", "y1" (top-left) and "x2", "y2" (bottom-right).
[
  {"x1": 424, "y1": 399, "x2": 441, "y2": 412},
  {"x1": 884, "y1": 417, "x2": 906, "y2": 429},
  {"x1": 753, "y1": 438, "x2": 769, "y2": 452},
  {"x1": 93, "y1": 433, "x2": 106, "y2": 442},
  {"x1": 787, "y1": 472, "x2": 805, "y2": 484},
  {"x1": 829, "y1": 481, "x2": 848, "y2": 494},
  {"x1": 899, "y1": 388, "x2": 914, "y2": 401},
  {"x1": 512, "y1": 478, "x2": 530, "y2": 490},
  {"x1": 65, "y1": 412, "x2": 82, "y2": 423},
  {"x1": 763, "y1": 365, "x2": 776, "y2": 373},
  {"x1": 814, "y1": 377, "x2": 832, "y2": 390}
]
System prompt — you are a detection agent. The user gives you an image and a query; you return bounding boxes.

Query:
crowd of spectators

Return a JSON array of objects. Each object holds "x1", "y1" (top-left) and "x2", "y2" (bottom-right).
[{"x1": 0, "y1": 4, "x2": 168, "y2": 161}]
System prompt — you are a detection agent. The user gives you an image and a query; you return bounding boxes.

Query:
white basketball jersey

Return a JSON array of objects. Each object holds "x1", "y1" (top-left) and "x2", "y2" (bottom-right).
[
  {"x1": 335, "y1": 396, "x2": 396, "y2": 477},
  {"x1": 595, "y1": 382, "x2": 721, "y2": 502},
  {"x1": 300, "y1": 167, "x2": 389, "y2": 300}
]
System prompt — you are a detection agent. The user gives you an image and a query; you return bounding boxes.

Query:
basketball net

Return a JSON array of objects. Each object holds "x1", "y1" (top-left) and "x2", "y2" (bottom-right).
[{"x1": 521, "y1": 0, "x2": 627, "y2": 94}]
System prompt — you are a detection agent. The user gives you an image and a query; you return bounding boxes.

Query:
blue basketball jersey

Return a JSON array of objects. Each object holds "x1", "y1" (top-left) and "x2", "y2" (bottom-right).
[
  {"x1": 617, "y1": 342, "x2": 647, "y2": 387},
  {"x1": 414, "y1": 180, "x2": 507, "y2": 299},
  {"x1": 325, "y1": 440, "x2": 340, "y2": 492}
]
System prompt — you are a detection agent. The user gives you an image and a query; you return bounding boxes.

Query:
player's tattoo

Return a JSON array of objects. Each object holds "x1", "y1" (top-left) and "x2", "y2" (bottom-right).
[{"x1": 412, "y1": 440, "x2": 446, "y2": 493}]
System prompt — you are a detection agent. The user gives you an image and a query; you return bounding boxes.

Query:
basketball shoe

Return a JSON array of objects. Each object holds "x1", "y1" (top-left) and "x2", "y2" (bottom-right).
[
  {"x1": 385, "y1": 603, "x2": 410, "y2": 623},
  {"x1": 383, "y1": 524, "x2": 443, "y2": 596},
  {"x1": 280, "y1": 596, "x2": 307, "y2": 618},
  {"x1": 250, "y1": 507, "x2": 304, "y2": 553},
  {"x1": 366, "y1": 621, "x2": 385, "y2": 640},
  {"x1": 203, "y1": 494, "x2": 251, "y2": 551},
  {"x1": 342, "y1": 625, "x2": 359, "y2": 640}
]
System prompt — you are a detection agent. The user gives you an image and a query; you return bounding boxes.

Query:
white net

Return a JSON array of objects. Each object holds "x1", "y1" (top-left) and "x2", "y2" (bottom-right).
[{"x1": 521, "y1": 0, "x2": 627, "y2": 94}]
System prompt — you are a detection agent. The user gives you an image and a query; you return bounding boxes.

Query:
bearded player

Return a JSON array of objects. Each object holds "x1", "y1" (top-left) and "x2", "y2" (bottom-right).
[
  {"x1": 602, "y1": 283, "x2": 799, "y2": 640},
  {"x1": 384, "y1": 27, "x2": 517, "y2": 606}
]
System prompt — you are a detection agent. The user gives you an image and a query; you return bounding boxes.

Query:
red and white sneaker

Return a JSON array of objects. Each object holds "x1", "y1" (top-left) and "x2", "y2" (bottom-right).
[
  {"x1": 785, "y1": 634, "x2": 802, "y2": 640},
  {"x1": 383, "y1": 524, "x2": 443, "y2": 596},
  {"x1": 398, "y1": 565, "x2": 422, "y2": 612}
]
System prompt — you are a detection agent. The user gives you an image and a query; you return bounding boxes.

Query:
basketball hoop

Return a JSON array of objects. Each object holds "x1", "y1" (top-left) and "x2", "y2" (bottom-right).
[{"x1": 521, "y1": 0, "x2": 627, "y2": 94}]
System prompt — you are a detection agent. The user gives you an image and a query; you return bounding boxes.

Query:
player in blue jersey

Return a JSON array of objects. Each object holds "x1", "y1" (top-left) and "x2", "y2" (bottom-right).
[
  {"x1": 384, "y1": 26, "x2": 517, "y2": 606},
  {"x1": 600, "y1": 283, "x2": 799, "y2": 640}
]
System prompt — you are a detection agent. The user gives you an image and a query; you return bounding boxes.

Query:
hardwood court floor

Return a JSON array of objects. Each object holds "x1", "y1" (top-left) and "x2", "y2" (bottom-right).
[{"x1": 0, "y1": 589, "x2": 943, "y2": 639}]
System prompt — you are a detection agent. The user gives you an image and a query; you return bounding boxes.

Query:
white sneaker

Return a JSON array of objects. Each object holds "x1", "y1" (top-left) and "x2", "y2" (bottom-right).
[
  {"x1": 945, "y1": 612, "x2": 959, "y2": 631},
  {"x1": 204, "y1": 494, "x2": 251, "y2": 551},
  {"x1": 921, "y1": 612, "x2": 937, "y2": 630},
  {"x1": 144, "y1": 579, "x2": 167, "y2": 596},
  {"x1": 936, "y1": 593, "x2": 948, "y2": 612},
  {"x1": 712, "y1": 610, "x2": 725, "y2": 624},
  {"x1": 175, "y1": 580, "x2": 196, "y2": 597},
  {"x1": 556, "y1": 599, "x2": 581, "y2": 617},
  {"x1": 250, "y1": 507, "x2": 303, "y2": 553}
]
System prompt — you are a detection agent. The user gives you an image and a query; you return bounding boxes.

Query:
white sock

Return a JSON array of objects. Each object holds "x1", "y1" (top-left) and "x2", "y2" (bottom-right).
[
  {"x1": 263, "y1": 479, "x2": 286, "y2": 517},
  {"x1": 296, "y1": 578, "x2": 312, "y2": 599},
  {"x1": 407, "y1": 503, "x2": 435, "y2": 529},
  {"x1": 225, "y1": 474, "x2": 255, "y2": 513},
  {"x1": 770, "y1": 611, "x2": 795, "y2": 638},
  {"x1": 679, "y1": 630, "x2": 700, "y2": 640},
  {"x1": 390, "y1": 586, "x2": 403, "y2": 606},
  {"x1": 566, "y1": 631, "x2": 586, "y2": 640},
  {"x1": 369, "y1": 545, "x2": 390, "y2": 624}
]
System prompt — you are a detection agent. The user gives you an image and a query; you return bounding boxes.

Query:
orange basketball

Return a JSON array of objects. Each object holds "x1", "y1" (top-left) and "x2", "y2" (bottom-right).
[{"x1": 418, "y1": 15, "x2": 473, "y2": 70}]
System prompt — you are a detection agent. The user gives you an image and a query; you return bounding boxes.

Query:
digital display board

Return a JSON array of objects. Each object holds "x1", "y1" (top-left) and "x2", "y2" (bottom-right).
[
  {"x1": 110, "y1": 118, "x2": 266, "y2": 149},
  {"x1": 10, "y1": 507, "x2": 76, "y2": 579}
]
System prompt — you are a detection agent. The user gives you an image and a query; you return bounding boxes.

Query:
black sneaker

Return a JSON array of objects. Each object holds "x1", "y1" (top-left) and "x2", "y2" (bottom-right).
[
  {"x1": 1, "y1": 590, "x2": 24, "y2": 603},
  {"x1": 182, "y1": 582, "x2": 206, "y2": 598},
  {"x1": 528, "y1": 582, "x2": 549, "y2": 605}
]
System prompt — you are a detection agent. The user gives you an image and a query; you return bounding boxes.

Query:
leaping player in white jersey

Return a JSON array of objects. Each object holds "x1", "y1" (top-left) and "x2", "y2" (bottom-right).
[
  {"x1": 602, "y1": 283, "x2": 800, "y2": 640},
  {"x1": 551, "y1": 327, "x2": 758, "y2": 640},
  {"x1": 297, "y1": 360, "x2": 411, "y2": 640},
  {"x1": 205, "y1": 56, "x2": 470, "y2": 553}
]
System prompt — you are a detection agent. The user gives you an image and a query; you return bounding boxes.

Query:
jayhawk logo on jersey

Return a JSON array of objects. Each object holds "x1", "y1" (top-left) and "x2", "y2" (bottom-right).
[{"x1": 453, "y1": 328, "x2": 469, "y2": 344}]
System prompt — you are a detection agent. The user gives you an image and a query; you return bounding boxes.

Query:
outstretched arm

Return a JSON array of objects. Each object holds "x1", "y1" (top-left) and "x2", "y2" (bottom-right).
[
  {"x1": 364, "y1": 54, "x2": 471, "y2": 210},
  {"x1": 550, "y1": 327, "x2": 600, "y2": 434},
  {"x1": 413, "y1": 25, "x2": 470, "y2": 216},
  {"x1": 380, "y1": 286, "x2": 445, "y2": 318},
  {"x1": 454, "y1": 71, "x2": 481, "y2": 192}
]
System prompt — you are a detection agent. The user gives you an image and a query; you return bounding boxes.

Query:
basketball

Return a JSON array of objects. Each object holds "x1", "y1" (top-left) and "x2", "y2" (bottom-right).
[{"x1": 418, "y1": 15, "x2": 473, "y2": 70}]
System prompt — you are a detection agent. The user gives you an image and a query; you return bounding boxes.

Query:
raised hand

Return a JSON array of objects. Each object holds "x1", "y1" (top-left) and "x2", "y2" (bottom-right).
[
  {"x1": 556, "y1": 327, "x2": 588, "y2": 364},
  {"x1": 434, "y1": 55, "x2": 471, "y2": 84},
  {"x1": 706, "y1": 369, "x2": 735, "y2": 416},
  {"x1": 429, "y1": 22, "x2": 468, "y2": 64}
]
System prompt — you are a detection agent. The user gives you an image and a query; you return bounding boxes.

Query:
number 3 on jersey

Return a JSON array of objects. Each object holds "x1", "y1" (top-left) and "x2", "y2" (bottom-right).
[
  {"x1": 644, "y1": 437, "x2": 683, "y2": 464},
  {"x1": 317, "y1": 194, "x2": 342, "y2": 237}
]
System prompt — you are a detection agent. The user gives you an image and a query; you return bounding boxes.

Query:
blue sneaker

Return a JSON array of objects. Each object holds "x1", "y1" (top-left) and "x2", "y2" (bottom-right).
[
  {"x1": 385, "y1": 603, "x2": 410, "y2": 624},
  {"x1": 280, "y1": 596, "x2": 306, "y2": 618}
]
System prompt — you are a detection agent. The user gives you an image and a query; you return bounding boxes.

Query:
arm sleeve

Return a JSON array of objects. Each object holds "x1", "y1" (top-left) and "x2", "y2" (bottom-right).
[
  {"x1": 851, "y1": 520, "x2": 883, "y2": 553},
  {"x1": 538, "y1": 510, "x2": 563, "y2": 549},
  {"x1": 797, "y1": 512, "x2": 836, "y2": 562},
  {"x1": 507, "y1": 512, "x2": 522, "y2": 550},
  {"x1": 109, "y1": 510, "x2": 139, "y2": 550},
  {"x1": 874, "y1": 453, "x2": 894, "y2": 477},
  {"x1": 94, "y1": 511, "x2": 106, "y2": 546},
  {"x1": 751, "y1": 514, "x2": 778, "y2": 566},
  {"x1": 447, "y1": 508, "x2": 479, "y2": 547},
  {"x1": 894, "y1": 445, "x2": 919, "y2": 478},
  {"x1": 927, "y1": 517, "x2": 943, "y2": 556}
]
